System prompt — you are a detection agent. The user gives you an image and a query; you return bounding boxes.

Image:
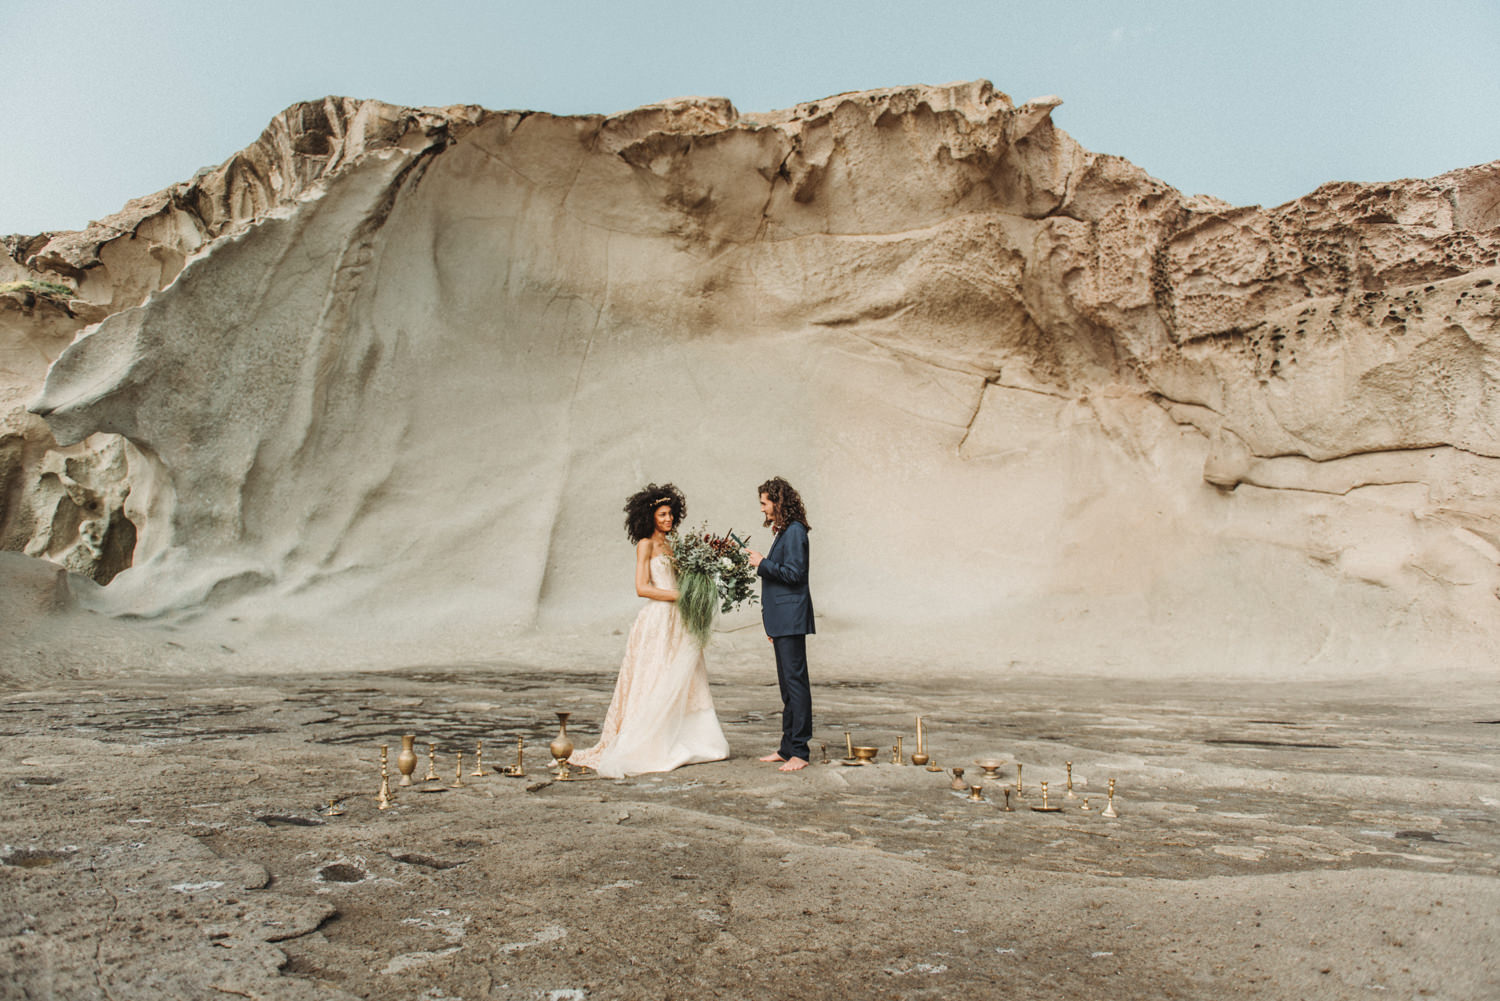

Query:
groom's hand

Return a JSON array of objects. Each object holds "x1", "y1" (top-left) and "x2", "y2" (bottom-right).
[{"x1": 747, "y1": 550, "x2": 763, "y2": 568}]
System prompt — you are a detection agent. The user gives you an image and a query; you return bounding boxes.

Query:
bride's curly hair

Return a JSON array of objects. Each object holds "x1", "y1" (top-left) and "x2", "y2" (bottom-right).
[
  {"x1": 758, "y1": 477, "x2": 810, "y2": 532},
  {"x1": 624, "y1": 482, "x2": 686, "y2": 543}
]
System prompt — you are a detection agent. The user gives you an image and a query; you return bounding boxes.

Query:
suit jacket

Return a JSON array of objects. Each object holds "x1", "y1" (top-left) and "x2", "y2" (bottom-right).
[{"x1": 758, "y1": 520, "x2": 815, "y2": 637}]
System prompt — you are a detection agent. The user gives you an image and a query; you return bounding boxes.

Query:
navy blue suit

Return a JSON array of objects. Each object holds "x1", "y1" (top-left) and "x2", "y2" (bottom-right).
[{"x1": 758, "y1": 521, "x2": 814, "y2": 760}]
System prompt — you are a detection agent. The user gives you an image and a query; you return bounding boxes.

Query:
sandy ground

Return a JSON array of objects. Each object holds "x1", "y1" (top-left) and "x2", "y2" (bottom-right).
[{"x1": 2, "y1": 655, "x2": 1497, "y2": 1001}]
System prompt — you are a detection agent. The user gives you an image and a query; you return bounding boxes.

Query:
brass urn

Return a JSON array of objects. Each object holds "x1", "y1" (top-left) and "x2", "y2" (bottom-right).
[
  {"x1": 396, "y1": 735, "x2": 418, "y2": 786},
  {"x1": 550, "y1": 712, "x2": 575, "y2": 767}
]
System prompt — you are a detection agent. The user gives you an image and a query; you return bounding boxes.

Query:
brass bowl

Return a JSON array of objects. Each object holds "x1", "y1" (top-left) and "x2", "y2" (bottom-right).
[
  {"x1": 910, "y1": 752, "x2": 930, "y2": 767},
  {"x1": 851, "y1": 745, "x2": 879, "y2": 764},
  {"x1": 975, "y1": 758, "x2": 1003, "y2": 778}
]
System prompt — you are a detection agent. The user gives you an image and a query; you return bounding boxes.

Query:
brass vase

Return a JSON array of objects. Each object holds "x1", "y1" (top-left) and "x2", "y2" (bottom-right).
[
  {"x1": 396, "y1": 735, "x2": 418, "y2": 787},
  {"x1": 550, "y1": 712, "x2": 574, "y2": 768}
]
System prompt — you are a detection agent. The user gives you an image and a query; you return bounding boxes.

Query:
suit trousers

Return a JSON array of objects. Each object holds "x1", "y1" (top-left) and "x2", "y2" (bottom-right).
[{"x1": 772, "y1": 634, "x2": 812, "y2": 761}]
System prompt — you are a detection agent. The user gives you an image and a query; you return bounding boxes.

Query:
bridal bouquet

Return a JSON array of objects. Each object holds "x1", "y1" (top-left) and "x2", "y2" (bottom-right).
[{"x1": 671, "y1": 524, "x2": 759, "y2": 647}]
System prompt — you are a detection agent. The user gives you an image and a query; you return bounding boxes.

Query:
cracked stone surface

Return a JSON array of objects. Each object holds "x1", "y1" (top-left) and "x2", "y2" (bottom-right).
[{"x1": 2, "y1": 661, "x2": 1496, "y2": 999}]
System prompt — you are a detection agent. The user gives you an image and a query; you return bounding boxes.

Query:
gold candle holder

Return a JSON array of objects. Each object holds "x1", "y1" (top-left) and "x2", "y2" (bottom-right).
[
  {"x1": 1102, "y1": 778, "x2": 1118, "y2": 818},
  {"x1": 377, "y1": 745, "x2": 394, "y2": 810},
  {"x1": 1002, "y1": 788, "x2": 1013, "y2": 811},
  {"x1": 470, "y1": 742, "x2": 485, "y2": 777},
  {"x1": 915, "y1": 715, "x2": 926, "y2": 756},
  {"x1": 324, "y1": 797, "x2": 345, "y2": 817},
  {"x1": 505, "y1": 736, "x2": 526, "y2": 777},
  {"x1": 820, "y1": 742, "x2": 829, "y2": 764},
  {"x1": 451, "y1": 751, "x2": 465, "y2": 787},
  {"x1": 424, "y1": 743, "x2": 439, "y2": 782},
  {"x1": 844, "y1": 731, "x2": 854, "y2": 760},
  {"x1": 1031, "y1": 780, "x2": 1061, "y2": 812},
  {"x1": 1080, "y1": 797, "x2": 1092, "y2": 811},
  {"x1": 925, "y1": 756, "x2": 942, "y2": 772},
  {"x1": 892, "y1": 737, "x2": 904, "y2": 765},
  {"x1": 397, "y1": 735, "x2": 417, "y2": 786},
  {"x1": 968, "y1": 783, "x2": 984, "y2": 802},
  {"x1": 1065, "y1": 761, "x2": 1077, "y2": 799},
  {"x1": 1014, "y1": 762, "x2": 1026, "y2": 797}
]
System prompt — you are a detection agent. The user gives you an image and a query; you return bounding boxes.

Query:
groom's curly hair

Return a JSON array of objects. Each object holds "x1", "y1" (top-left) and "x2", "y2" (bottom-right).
[
  {"x1": 623, "y1": 482, "x2": 686, "y2": 543},
  {"x1": 759, "y1": 477, "x2": 810, "y2": 532}
]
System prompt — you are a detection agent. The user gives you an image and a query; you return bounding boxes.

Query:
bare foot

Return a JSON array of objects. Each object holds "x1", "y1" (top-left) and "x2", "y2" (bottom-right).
[
  {"x1": 759, "y1": 752, "x2": 786, "y2": 762},
  {"x1": 778, "y1": 757, "x2": 809, "y2": 772}
]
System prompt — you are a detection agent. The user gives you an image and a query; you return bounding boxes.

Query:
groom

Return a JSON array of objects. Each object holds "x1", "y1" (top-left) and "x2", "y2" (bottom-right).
[{"x1": 745, "y1": 477, "x2": 814, "y2": 773}]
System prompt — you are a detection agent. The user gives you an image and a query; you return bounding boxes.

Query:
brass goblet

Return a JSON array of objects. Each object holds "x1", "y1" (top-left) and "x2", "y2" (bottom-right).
[
  {"x1": 975, "y1": 759, "x2": 1003, "y2": 780},
  {"x1": 851, "y1": 745, "x2": 879, "y2": 765}
]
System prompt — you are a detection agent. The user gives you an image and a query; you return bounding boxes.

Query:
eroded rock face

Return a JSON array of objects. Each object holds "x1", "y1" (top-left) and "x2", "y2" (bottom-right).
[{"x1": 11, "y1": 81, "x2": 1500, "y2": 675}]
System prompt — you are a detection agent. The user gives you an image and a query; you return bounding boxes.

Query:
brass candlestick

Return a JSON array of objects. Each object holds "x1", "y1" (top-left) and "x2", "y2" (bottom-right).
[
  {"x1": 470, "y1": 742, "x2": 485, "y2": 777},
  {"x1": 1031, "y1": 780, "x2": 1061, "y2": 812},
  {"x1": 397, "y1": 735, "x2": 417, "y2": 786},
  {"x1": 1014, "y1": 762, "x2": 1026, "y2": 797},
  {"x1": 550, "y1": 712, "x2": 574, "y2": 769},
  {"x1": 1102, "y1": 778, "x2": 1118, "y2": 818},
  {"x1": 915, "y1": 715, "x2": 926, "y2": 756},
  {"x1": 451, "y1": 752, "x2": 465, "y2": 787},
  {"x1": 1080, "y1": 797, "x2": 1092, "y2": 811},
  {"x1": 844, "y1": 731, "x2": 854, "y2": 760},
  {"x1": 377, "y1": 745, "x2": 394, "y2": 810},
  {"x1": 968, "y1": 783, "x2": 984, "y2": 802},
  {"x1": 892, "y1": 737, "x2": 904, "y2": 765},
  {"x1": 1002, "y1": 788, "x2": 1013, "y2": 811},
  {"x1": 505, "y1": 737, "x2": 526, "y2": 777},
  {"x1": 925, "y1": 756, "x2": 942, "y2": 772},
  {"x1": 424, "y1": 743, "x2": 439, "y2": 782},
  {"x1": 323, "y1": 797, "x2": 345, "y2": 817},
  {"x1": 949, "y1": 766, "x2": 968, "y2": 792},
  {"x1": 820, "y1": 742, "x2": 829, "y2": 764},
  {"x1": 1065, "y1": 761, "x2": 1077, "y2": 799}
]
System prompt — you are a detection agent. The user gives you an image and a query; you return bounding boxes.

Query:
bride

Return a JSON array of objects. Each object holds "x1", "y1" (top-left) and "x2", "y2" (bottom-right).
[{"x1": 569, "y1": 483, "x2": 730, "y2": 778}]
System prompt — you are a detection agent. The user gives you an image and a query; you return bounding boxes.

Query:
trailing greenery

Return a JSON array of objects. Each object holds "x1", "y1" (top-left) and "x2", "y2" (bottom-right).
[
  {"x1": 670, "y1": 523, "x2": 760, "y2": 648},
  {"x1": 677, "y1": 568, "x2": 720, "y2": 649},
  {"x1": 0, "y1": 279, "x2": 77, "y2": 301}
]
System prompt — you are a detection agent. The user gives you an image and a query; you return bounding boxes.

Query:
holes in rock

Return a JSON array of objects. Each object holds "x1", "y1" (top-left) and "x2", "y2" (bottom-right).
[
  {"x1": 14, "y1": 776, "x2": 64, "y2": 787},
  {"x1": 317, "y1": 863, "x2": 367, "y2": 883},
  {"x1": 257, "y1": 814, "x2": 325, "y2": 828},
  {"x1": 390, "y1": 852, "x2": 466, "y2": 870},
  {"x1": 1204, "y1": 738, "x2": 1340, "y2": 749},
  {"x1": 3, "y1": 848, "x2": 72, "y2": 868}
]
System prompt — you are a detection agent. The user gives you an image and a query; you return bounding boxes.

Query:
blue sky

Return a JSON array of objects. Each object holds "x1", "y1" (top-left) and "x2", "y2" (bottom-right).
[{"x1": 3, "y1": 0, "x2": 1497, "y2": 235}]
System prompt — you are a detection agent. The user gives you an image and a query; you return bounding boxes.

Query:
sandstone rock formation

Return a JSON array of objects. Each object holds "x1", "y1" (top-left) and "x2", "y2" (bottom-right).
[{"x1": 6, "y1": 81, "x2": 1499, "y2": 676}]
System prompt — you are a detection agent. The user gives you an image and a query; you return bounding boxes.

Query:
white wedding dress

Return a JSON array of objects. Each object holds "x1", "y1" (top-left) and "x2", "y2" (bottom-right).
[{"x1": 569, "y1": 555, "x2": 730, "y2": 778}]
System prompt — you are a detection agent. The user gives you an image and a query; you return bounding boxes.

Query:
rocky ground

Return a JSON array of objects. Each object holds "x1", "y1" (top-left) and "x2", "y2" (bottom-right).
[{"x1": 2, "y1": 658, "x2": 1496, "y2": 1000}]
